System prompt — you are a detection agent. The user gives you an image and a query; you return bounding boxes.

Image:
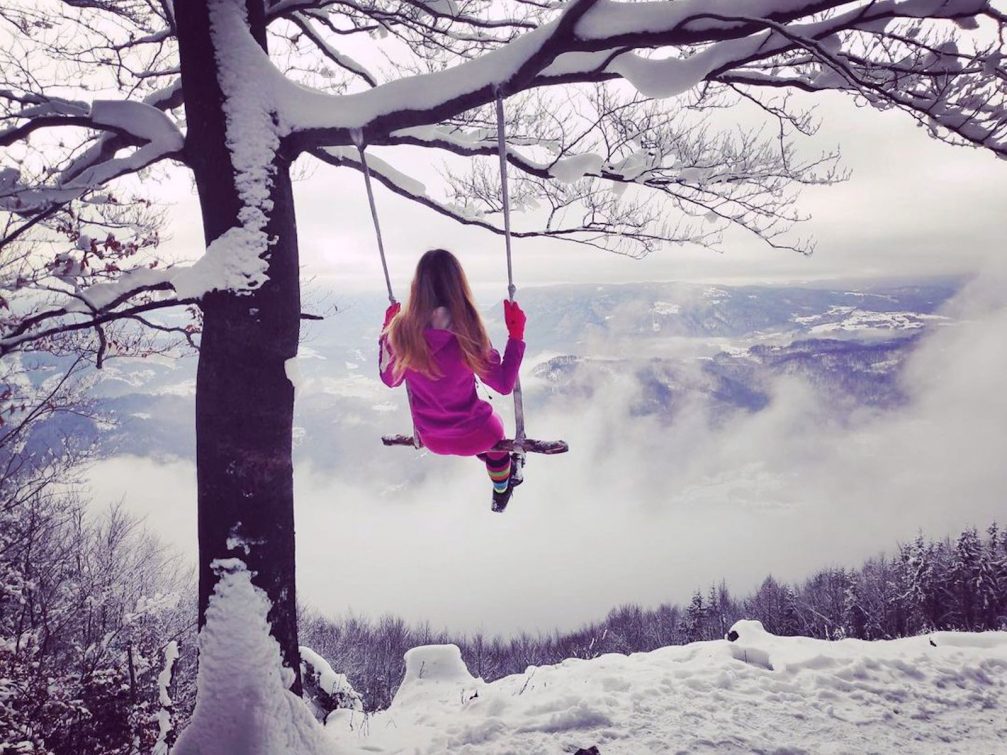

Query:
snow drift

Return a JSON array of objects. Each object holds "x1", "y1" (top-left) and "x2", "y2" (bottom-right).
[{"x1": 325, "y1": 621, "x2": 1007, "y2": 754}]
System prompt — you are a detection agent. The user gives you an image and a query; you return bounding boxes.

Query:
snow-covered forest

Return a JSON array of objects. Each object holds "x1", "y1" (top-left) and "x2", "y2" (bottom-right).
[
  {"x1": 0, "y1": 500, "x2": 194, "y2": 753},
  {"x1": 2, "y1": 489, "x2": 1005, "y2": 749},
  {"x1": 301, "y1": 524, "x2": 1007, "y2": 712},
  {"x1": 3, "y1": 0, "x2": 1007, "y2": 752}
]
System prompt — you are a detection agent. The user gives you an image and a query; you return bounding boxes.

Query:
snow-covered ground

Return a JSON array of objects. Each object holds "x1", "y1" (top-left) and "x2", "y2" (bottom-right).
[
  {"x1": 325, "y1": 621, "x2": 1007, "y2": 754},
  {"x1": 170, "y1": 570, "x2": 1007, "y2": 755}
]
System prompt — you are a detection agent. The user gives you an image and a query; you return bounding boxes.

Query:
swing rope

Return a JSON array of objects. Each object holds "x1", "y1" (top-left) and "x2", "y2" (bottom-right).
[
  {"x1": 495, "y1": 96, "x2": 517, "y2": 303},
  {"x1": 353, "y1": 129, "x2": 424, "y2": 447},
  {"x1": 352, "y1": 128, "x2": 396, "y2": 305},
  {"x1": 494, "y1": 93, "x2": 526, "y2": 446}
]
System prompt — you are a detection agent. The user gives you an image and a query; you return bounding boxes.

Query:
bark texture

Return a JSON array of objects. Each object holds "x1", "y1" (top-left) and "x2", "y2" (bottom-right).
[{"x1": 176, "y1": 0, "x2": 303, "y2": 693}]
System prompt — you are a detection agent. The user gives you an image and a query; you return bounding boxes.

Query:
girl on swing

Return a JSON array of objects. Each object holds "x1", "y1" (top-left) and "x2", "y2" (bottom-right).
[{"x1": 379, "y1": 249, "x2": 527, "y2": 511}]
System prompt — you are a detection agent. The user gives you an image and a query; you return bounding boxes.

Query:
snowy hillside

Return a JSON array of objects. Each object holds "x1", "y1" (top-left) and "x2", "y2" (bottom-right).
[{"x1": 324, "y1": 622, "x2": 1007, "y2": 754}]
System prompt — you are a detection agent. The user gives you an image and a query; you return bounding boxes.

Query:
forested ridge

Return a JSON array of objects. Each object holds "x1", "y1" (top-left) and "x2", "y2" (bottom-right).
[{"x1": 304, "y1": 523, "x2": 1007, "y2": 711}]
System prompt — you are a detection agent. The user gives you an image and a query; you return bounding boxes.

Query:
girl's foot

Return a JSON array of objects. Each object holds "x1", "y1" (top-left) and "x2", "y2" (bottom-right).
[
  {"x1": 491, "y1": 483, "x2": 513, "y2": 513},
  {"x1": 491, "y1": 454, "x2": 525, "y2": 512}
]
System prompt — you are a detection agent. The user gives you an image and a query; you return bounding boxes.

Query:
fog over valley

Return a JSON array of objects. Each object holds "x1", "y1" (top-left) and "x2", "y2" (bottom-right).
[{"x1": 73, "y1": 272, "x2": 1007, "y2": 635}]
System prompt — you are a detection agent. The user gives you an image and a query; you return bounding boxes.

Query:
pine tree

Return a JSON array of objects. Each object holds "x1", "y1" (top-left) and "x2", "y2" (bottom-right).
[
  {"x1": 951, "y1": 528, "x2": 983, "y2": 630},
  {"x1": 978, "y1": 524, "x2": 1004, "y2": 629},
  {"x1": 891, "y1": 544, "x2": 915, "y2": 637},
  {"x1": 706, "y1": 585, "x2": 724, "y2": 640},
  {"x1": 842, "y1": 572, "x2": 869, "y2": 639},
  {"x1": 854, "y1": 556, "x2": 892, "y2": 639},
  {"x1": 780, "y1": 585, "x2": 802, "y2": 637},
  {"x1": 908, "y1": 533, "x2": 946, "y2": 630},
  {"x1": 714, "y1": 582, "x2": 736, "y2": 639},
  {"x1": 681, "y1": 592, "x2": 706, "y2": 643}
]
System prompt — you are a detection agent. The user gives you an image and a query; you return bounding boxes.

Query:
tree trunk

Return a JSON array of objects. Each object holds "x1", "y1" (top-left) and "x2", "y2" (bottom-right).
[{"x1": 177, "y1": 0, "x2": 303, "y2": 693}]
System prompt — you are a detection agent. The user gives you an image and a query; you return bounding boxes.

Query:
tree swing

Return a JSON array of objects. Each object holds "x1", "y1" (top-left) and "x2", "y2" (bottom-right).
[{"x1": 354, "y1": 92, "x2": 570, "y2": 470}]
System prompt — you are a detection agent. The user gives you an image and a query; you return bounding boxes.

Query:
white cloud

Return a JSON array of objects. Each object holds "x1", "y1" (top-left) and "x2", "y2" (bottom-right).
[
  {"x1": 299, "y1": 261, "x2": 1006, "y2": 633},
  {"x1": 87, "y1": 264, "x2": 1006, "y2": 636}
]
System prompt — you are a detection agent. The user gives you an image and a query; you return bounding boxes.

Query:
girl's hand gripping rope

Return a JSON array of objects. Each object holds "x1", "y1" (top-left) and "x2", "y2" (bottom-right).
[
  {"x1": 504, "y1": 300, "x2": 526, "y2": 341},
  {"x1": 383, "y1": 301, "x2": 401, "y2": 330}
]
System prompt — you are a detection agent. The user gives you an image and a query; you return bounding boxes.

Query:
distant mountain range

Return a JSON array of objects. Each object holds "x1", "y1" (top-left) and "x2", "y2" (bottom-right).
[{"x1": 18, "y1": 278, "x2": 962, "y2": 480}]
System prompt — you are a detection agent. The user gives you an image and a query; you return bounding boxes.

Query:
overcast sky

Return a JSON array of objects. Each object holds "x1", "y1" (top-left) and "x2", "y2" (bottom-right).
[{"x1": 84, "y1": 81, "x2": 1007, "y2": 638}]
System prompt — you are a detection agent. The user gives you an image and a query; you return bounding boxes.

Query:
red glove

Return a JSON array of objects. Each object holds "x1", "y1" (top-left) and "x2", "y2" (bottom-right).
[
  {"x1": 504, "y1": 300, "x2": 526, "y2": 340},
  {"x1": 382, "y1": 301, "x2": 401, "y2": 329}
]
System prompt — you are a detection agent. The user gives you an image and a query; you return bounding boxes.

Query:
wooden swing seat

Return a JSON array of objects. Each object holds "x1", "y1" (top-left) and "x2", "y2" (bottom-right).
[{"x1": 381, "y1": 434, "x2": 568, "y2": 455}]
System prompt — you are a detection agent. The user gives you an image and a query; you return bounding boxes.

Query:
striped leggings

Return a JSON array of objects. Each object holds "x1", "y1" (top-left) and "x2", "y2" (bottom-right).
[{"x1": 478, "y1": 451, "x2": 512, "y2": 492}]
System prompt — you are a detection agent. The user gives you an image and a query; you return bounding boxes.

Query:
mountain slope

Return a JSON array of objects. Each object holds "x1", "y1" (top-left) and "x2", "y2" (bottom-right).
[{"x1": 26, "y1": 279, "x2": 956, "y2": 467}]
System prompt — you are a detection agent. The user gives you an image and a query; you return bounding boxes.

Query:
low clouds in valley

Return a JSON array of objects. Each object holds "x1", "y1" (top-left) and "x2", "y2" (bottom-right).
[{"x1": 88, "y1": 262, "x2": 1007, "y2": 636}]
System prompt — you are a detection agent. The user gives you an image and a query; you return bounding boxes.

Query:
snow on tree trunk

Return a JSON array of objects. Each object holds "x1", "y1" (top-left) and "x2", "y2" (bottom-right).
[
  {"x1": 152, "y1": 640, "x2": 180, "y2": 755},
  {"x1": 173, "y1": 560, "x2": 329, "y2": 755},
  {"x1": 176, "y1": 0, "x2": 303, "y2": 695}
]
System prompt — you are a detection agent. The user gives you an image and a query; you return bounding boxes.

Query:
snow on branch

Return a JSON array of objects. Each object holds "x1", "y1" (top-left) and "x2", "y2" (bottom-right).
[
  {"x1": 1, "y1": 96, "x2": 185, "y2": 214},
  {"x1": 310, "y1": 145, "x2": 513, "y2": 234},
  {"x1": 262, "y1": 0, "x2": 606, "y2": 145},
  {"x1": 5, "y1": 0, "x2": 288, "y2": 358},
  {"x1": 388, "y1": 124, "x2": 554, "y2": 174},
  {"x1": 311, "y1": 140, "x2": 721, "y2": 257},
  {"x1": 704, "y1": 11, "x2": 1007, "y2": 157},
  {"x1": 573, "y1": 0, "x2": 988, "y2": 46},
  {"x1": 0, "y1": 284, "x2": 194, "y2": 359},
  {"x1": 3, "y1": 0, "x2": 1001, "y2": 332},
  {"x1": 0, "y1": 192, "x2": 220, "y2": 359},
  {"x1": 0, "y1": 210, "x2": 283, "y2": 356},
  {"x1": 269, "y1": 0, "x2": 1000, "y2": 149},
  {"x1": 89, "y1": 100, "x2": 183, "y2": 148},
  {"x1": 268, "y1": 0, "x2": 539, "y2": 38},
  {"x1": 288, "y1": 12, "x2": 378, "y2": 87},
  {"x1": 244, "y1": 0, "x2": 999, "y2": 258},
  {"x1": 63, "y1": 83, "x2": 184, "y2": 187},
  {"x1": 152, "y1": 641, "x2": 180, "y2": 755},
  {"x1": 385, "y1": 86, "x2": 841, "y2": 256},
  {"x1": 312, "y1": 144, "x2": 651, "y2": 250}
]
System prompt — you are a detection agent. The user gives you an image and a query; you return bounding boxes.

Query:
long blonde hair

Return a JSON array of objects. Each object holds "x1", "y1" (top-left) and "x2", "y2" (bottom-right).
[{"x1": 386, "y1": 249, "x2": 491, "y2": 380}]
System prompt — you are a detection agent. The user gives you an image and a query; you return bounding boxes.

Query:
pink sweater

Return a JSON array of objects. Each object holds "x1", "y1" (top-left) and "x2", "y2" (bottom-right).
[{"x1": 379, "y1": 329, "x2": 525, "y2": 455}]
